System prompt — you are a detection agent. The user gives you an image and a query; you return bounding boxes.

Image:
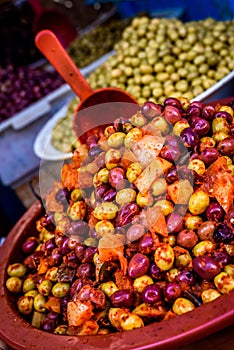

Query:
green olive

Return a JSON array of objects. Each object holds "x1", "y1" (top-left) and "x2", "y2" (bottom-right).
[
  {"x1": 52, "y1": 282, "x2": 70, "y2": 298},
  {"x1": 17, "y1": 296, "x2": 34, "y2": 315},
  {"x1": 6, "y1": 276, "x2": 22, "y2": 294},
  {"x1": 38, "y1": 280, "x2": 53, "y2": 296},
  {"x1": 34, "y1": 294, "x2": 47, "y2": 312},
  {"x1": 7, "y1": 263, "x2": 27, "y2": 278}
]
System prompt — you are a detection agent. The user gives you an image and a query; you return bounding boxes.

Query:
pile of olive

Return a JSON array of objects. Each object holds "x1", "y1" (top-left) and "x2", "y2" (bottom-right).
[
  {"x1": 5, "y1": 97, "x2": 234, "y2": 336},
  {"x1": 67, "y1": 18, "x2": 130, "y2": 68},
  {"x1": 87, "y1": 16, "x2": 234, "y2": 104},
  {"x1": 51, "y1": 97, "x2": 80, "y2": 153}
]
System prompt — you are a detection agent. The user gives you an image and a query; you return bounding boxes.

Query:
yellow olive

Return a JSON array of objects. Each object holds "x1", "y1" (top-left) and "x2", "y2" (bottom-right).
[
  {"x1": 154, "y1": 243, "x2": 174, "y2": 271},
  {"x1": 188, "y1": 190, "x2": 210, "y2": 215}
]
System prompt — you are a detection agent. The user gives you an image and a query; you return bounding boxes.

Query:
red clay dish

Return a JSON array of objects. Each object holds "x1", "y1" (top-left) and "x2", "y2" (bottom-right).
[{"x1": 0, "y1": 200, "x2": 234, "y2": 350}]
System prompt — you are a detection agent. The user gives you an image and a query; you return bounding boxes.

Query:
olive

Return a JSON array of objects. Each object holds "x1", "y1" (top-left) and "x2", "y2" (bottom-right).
[
  {"x1": 141, "y1": 284, "x2": 162, "y2": 305},
  {"x1": 176, "y1": 229, "x2": 198, "y2": 249},
  {"x1": 163, "y1": 105, "x2": 181, "y2": 125},
  {"x1": 180, "y1": 128, "x2": 199, "y2": 148},
  {"x1": 205, "y1": 202, "x2": 225, "y2": 222},
  {"x1": 110, "y1": 290, "x2": 133, "y2": 308},
  {"x1": 17, "y1": 296, "x2": 34, "y2": 315},
  {"x1": 7, "y1": 263, "x2": 27, "y2": 278},
  {"x1": 190, "y1": 117, "x2": 210, "y2": 135},
  {"x1": 163, "y1": 282, "x2": 182, "y2": 303},
  {"x1": 108, "y1": 167, "x2": 125, "y2": 189},
  {"x1": 199, "y1": 147, "x2": 219, "y2": 166},
  {"x1": 217, "y1": 136, "x2": 234, "y2": 156},
  {"x1": 193, "y1": 255, "x2": 221, "y2": 280},
  {"x1": 213, "y1": 223, "x2": 234, "y2": 243},
  {"x1": 22, "y1": 237, "x2": 39, "y2": 254},
  {"x1": 142, "y1": 101, "x2": 163, "y2": 118},
  {"x1": 128, "y1": 253, "x2": 150, "y2": 278},
  {"x1": 197, "y1": 221, "x2": 216, "y2": 240},
  {"x1": 6, "y1": 276, "x2": 22, "y2": 294}
]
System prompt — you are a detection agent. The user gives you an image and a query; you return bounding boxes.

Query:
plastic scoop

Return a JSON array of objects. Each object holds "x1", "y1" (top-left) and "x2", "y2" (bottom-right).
[
  {"x1": 35, "y1": 29, "x2": 139, "y2": 141},
  {"x1": 29, "y1": 0, "x2": 77, "y2": 48}
]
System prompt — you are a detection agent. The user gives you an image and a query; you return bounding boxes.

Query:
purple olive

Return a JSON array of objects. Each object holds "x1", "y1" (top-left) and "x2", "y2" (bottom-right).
[
  {"x1": 102, "y1": 188, "x2": 116, "y2": 202},
  {"x1": 70, "y1": 278, "x2": 83, "y2": 298},
  {"x1": 190, "y1": 117, "x2": 210, "y2": 135},
  {"x1": 55, "y1": 188, "x2": 70, "y2": 205},
  {"x1": 202, "y1": 105, "x2": 215, "y2": 120},
  {"x1": 213, "y1": 223, "x2": 234, "y2": 243},
  {"x1": 150, "y1": 263, "x2": 165, "y2": 280},
  {"x1": 176, "y1": 269, "x2": 196, "y2": 286},
  {"x1": 217, "y1": 136, "x2": 234, "y2": 156},
  {"x1": 190, "y1": 101, "x2": 203, "y2": 110},
  {"x1": 164, "y1": 97, "x2": 181, "y2": 109},
  {"x1": 68, "y1": 220, "x2": 89, "y2": 237},
  {"x1": 128, "y1": 253, "x2": 150, "y2": 278},
  {"x1": 88, "y1": 146, "x2": 102, "y2": 158},
  {"x1": 110, "y1": 289, "x2": 133, "y2": 308},
  {"x1": 142, "y1": 101, "x2": 163, "y2": 118},
  {"x1": 205, "y1": 202, "x2": 225, "y2": 222},
  {"x1": 142, "y1": 284, "x2": 162, "y2": 305},
  {"x1": 165, "y1": 165, "x2": 178, "y2": 184},
  {"x1": 22, "y1": 237, "x2": 38, "y2": 254},
  {"x1": 108, "y1": 167, "x2": 125, "y2": 189},
  {"x1": 139, "y1": 234, "x2": 154, "y2": 254},
  {"x1": 76, "y1": 263, "x2": 95, "y2": 279},
  {"x1": 116, "y1": 203, "x2": 140, "y2": 227},
  {"x1": 160, "y1": 145, "x2": 180, "y2": 162},
  {"x1": 199, "y1": 147, "x2": 219, "y2": 166},
  {"x1": 180, "y1": 128, "x2": 199, "y2": 148},
  {"x1": 50, "y1": 248, "x2": 63, "y2": 266},
  {"x1": 83, "y1": 247, "x2": 98, "y2": 263},
  {"x1": 186, "y1": 105, "x2": 201, "y2": 118},
  {"x1": 164, "y1": 282, "x2": 182, "y2": 303},
  {"x1": 60, "y1": 237, "x2": 70, "y2": 255},
  {"x1": 45, "y1": 238, "x2": 56, "y2": 253},
  {"x1": 95, "y1": 184, "x2": 111, "y2": 201},
  {"x1": 193, "y1": 256, "x2": 221, "y2": 280},
  {"x1": 212, "y1": 251, "x2": 232, "y2": 267},
  {"x1": 163, "y1": 105, "x2": 181, "y2": 125},
  {"x1": 166, "y1": 213, "x2": 184, "y2": 233},
  {"x1": 75, "y1": 244, "x2": 85, "y2": 261}
]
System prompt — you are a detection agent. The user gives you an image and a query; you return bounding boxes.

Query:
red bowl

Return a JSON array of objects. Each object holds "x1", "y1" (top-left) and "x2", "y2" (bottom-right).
[
  {"x1": 0, "y1": 198, "x2": 234, "y2": 350},
  {"x1": 0, "y1": 97, "x2": 234, "y2": 350}
]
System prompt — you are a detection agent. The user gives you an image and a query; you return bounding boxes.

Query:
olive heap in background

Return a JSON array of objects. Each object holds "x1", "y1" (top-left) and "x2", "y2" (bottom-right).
[{"x1": 5, "y1": 97, "x2": 234, "y2": 336}]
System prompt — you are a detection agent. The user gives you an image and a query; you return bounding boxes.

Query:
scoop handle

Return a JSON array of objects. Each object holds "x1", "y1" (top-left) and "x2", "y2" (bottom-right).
[{"x1": 35, "y1": 30, "x2": 93, "y2": 101}]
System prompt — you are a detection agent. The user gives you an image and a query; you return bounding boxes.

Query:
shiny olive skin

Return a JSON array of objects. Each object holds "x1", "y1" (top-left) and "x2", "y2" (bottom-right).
[
  {"x1": 190, "y1": 117, "x2": 210, "y2": 135},
  {"x1": 199, "y1": 147, "x2": 219, "y2": 166},
  {"x1": 213, "y1": 223, "x2": 234, "y2": 244},
  {"x1": 217, "y1": 136, "x2": 234, "y2": 156},
  {"x1": 164, "y1": 282, "x2": 182, "y2": 303},
  {"x1": 176, "y1": 229, "x2": 198, "y2": 249},
  {"x1": 141, "y1": 284, "x2": 162, "y2": 305},
  {"x1": 116, "y1": 203, "x2": 140, "y2": 227},
  {"x1": 128, "y1": 253, "x2": 150, "y2": 278},
  {"x1": 166, "y1": 213, "x2": 184, "y2": 233},
  {"x1": 197, "y1": 221, "x2": 216, "y2": 240},
  {"x1": 180, "y1": 128, "x2": 199, "y2": 148},
  {"x1": 110, "y1": 290, "x2": 133, "y2": 308},
  {"x1": 205, "y1": 202, "x2": 225, "y2": 222},
  {"x1": 142, "y1": 101, "x2": 163, "y2": 118},
  {"x1": 193, "y1": 256, "x2": 221, "y2": 280}
]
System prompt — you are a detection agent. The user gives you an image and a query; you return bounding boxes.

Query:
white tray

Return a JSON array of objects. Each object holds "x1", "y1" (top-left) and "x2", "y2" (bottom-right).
[{"x1": 33, "y1": 104, "x2": 73, "y2": 161}]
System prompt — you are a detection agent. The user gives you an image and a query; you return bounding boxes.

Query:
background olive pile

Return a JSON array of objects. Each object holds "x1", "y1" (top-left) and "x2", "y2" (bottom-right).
[
  {"x1": 67, "y1": 18, "x2": 130, "y2": 68},
  {"x1": 87, "y1": 16, "x2": 234, "y2": 104}
]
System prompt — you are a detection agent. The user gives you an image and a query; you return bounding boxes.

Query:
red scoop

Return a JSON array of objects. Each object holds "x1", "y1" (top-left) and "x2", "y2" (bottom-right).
[
  {"x1": 35, "y1": 30, "x2": 139, "y2": 141},
  {"x1": 29, "y1": 0, "x2": 77, "y2": 48}
]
